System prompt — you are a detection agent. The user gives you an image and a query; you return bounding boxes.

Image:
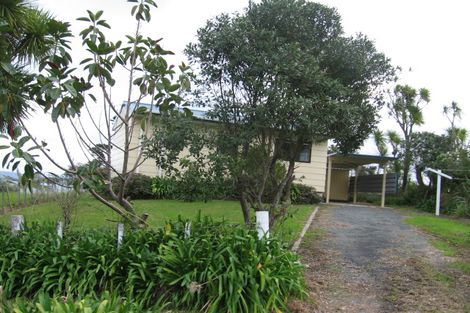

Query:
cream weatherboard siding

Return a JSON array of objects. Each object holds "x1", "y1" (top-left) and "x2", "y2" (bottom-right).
[
  {"x1": 294, "y1": 142, "x2": 328, "y2": 194},
  {"x1": 111, "y1": 119, "x2": 149, "y2": 175},
  {"x1": 111, "y1": 117, "x2": 329, "y2": 194}
]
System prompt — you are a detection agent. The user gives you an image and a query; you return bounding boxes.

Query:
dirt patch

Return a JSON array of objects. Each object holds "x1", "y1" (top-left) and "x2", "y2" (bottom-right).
[{"x1": 291, "y1": 205, "x2": 470, "y2": 313}]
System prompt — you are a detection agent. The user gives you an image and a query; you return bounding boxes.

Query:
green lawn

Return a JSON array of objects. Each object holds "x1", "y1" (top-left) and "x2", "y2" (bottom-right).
[
  {"x1": 405, "y1": 214, "x2": 470, "y2": 272},
  {"x1": 1, "y1": 190, "x2": 55, "y2": 211},
  {"x1": 0, "y1": 195, "x2": 316, "y2": 243},
  {"x1": 405, "y1": 215, "x2": 470, "y2": 248}
]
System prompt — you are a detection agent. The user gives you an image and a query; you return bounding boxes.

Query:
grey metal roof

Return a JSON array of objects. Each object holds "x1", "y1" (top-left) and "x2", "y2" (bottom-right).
[{"x1": 122, "y1": 102, "x2": 213, "y2": 120}]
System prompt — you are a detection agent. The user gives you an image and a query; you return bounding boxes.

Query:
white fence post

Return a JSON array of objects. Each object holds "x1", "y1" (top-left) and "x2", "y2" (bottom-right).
[
  {"x1": 11, "y1": 215, "x2": 24, "y2": 235},
  {"x1": 184, "y1": 222, "x2": 192, "y2": 239},
  {"x1": 117, "y1": 223, "x2": 124, "y2": 248},
  {"x1": 256, "y1": 211, "x2": 269, "y2": 239},
  {"x1": 57, "y1": 221, "x2": 63, "y2": 239}
]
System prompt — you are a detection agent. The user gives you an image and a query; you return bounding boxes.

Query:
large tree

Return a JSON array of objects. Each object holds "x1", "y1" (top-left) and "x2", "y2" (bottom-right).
[
  {"x1": 386, "y1": 84, "x2": 430, "y2": 192},
  {"x1": 185, "y1": 0, "x2": 394, "y2": 225}
]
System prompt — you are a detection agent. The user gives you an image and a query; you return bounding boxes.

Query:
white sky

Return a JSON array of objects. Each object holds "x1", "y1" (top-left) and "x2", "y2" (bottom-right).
[{"x1": 2, "y1": 0, "x2": 469, "y2": 173}]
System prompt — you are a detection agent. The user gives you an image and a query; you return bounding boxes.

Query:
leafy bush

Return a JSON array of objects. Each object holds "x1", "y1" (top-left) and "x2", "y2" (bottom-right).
[
  {"x1": 0, "y1": 218, "x2": 305, "y2": 312},
  {"x1": 151, "y1": 174, "x2": 238, "y2": 202},
  {"x1": 56, "y1": 192, "x2": 80, "y2": 227},
  {"x1": 111, "y1": 174, "x2": 154, "y2": 200},
  {"x1": 151, "y1": 176, "x2": 176, "y2": 199},
  {"x1": 447, "y1": 179, "x2": 470, "y2": 217},
  {"x1": 291, "y1": 184, "x2": 321, "y2": 204}
]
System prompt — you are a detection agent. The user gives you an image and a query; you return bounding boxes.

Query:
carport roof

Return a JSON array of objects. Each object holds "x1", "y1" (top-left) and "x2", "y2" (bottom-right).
[{"x1": 328, "y1": 153, "x2": 397, "y2": 169}]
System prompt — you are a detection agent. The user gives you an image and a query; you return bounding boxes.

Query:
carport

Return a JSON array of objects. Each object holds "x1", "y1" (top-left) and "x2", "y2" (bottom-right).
[{"x1": 325, "y1": 154, "x2": 397, "y2": 207}]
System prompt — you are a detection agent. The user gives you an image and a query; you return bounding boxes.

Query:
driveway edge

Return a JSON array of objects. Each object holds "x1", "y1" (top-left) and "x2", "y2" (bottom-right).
[{"x1": 292, "y1": 206, "x2": 319, "y2": 252}]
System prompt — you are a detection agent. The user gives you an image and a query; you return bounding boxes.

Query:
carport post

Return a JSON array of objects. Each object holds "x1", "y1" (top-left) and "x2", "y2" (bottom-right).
[
  {"x1": 381, "y1": 164, "x2": 387, "y2": 208},
  {"x1": 326, "y1": 157, "x2": 332, "y2": 204},
  {"x1": 353, "y1": 166, "x2": 360, "y2": 204}
]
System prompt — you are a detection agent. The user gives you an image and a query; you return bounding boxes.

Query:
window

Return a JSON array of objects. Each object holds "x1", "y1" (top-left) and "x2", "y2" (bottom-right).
[
  {"x1": 298, "y1": 143, "x2": 312, "y2": 162},
  {"x1": 279, "y1": 141, "x2": 312, "y2": 163}
]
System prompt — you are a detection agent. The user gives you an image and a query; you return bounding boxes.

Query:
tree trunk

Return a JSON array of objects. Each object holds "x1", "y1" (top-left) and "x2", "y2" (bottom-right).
[
  {"x1": 240, "y1": 192, "x2": 251, "y2": 225},
  {"x1": 415, "y1": 165, "x2": 425, "y2": 188},
  {"x1": 401, "y1": 147, "x2": 411, "y2": 193}
]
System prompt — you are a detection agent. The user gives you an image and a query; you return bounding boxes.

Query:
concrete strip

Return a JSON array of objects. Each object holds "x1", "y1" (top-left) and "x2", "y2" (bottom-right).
[{"x1": 292, "y1": 206, "x2": 319, "y2": 252}]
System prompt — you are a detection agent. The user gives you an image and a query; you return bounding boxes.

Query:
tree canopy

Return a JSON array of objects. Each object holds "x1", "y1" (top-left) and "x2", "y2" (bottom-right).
[
  {"x1": 187, "y1": 0, "x2": 394, "y2": 152},
  {"x1": 184, "y1": 0, "x2": 395, "y2": 224}
]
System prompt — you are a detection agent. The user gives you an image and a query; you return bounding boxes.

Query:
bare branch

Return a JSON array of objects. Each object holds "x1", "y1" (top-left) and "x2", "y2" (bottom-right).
[{"x1": 20, "y1": 121, "x2": 74, "y2": 174}]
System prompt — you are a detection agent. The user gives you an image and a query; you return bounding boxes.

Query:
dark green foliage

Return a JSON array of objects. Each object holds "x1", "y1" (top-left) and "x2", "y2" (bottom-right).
[
  {"x1": 291, "y1": 183, "x2": 321, "y2": 205},
  {"x1": 158, "y1": 219, "x2": 306, "y2": 312},
  {"x1": 151, "y1": 176, "x2": 175, "y2": 199},
  {"x1": 0, "y1": 218, "x2": 305, "y2": 312},
  {"x1": 111, "y1": 174, "x2": 153, "y2": 200},
  {"x1": 151, "y1": 176, "x2": 238, "y2": 202},
  {"x1": 145, "y1": 113, "x2": 235, "y2": 203}
]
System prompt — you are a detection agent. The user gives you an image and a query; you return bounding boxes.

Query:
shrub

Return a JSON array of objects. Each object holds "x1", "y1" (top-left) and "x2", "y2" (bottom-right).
[
  {"x1": 56, "y1": 192, "x2": 80, "y2": 228},
  {"x1": 158, "y1": 218, "x2": 306, "y2": 312},
  {"x1": 172, "y1": 165, "x2": 213, "y2": 202},
  {"x1": 111, "y1": 174, "x2": 154, "y2": 200},
  {"x1": 447, "y1": 179, "x2": 470, "y2": 217},
  {"x1": 0, "y1": 218, "x2": 305, "y2": 312},
  {"x1": 291, "y1": 183, "x2": 321, "y2": 204},
  {"x1": 152, "y1": 174, "x2": 238, "y2": 202},
  {"x1": 151, "y1": 176, "x2": 176, "y2": 200}
]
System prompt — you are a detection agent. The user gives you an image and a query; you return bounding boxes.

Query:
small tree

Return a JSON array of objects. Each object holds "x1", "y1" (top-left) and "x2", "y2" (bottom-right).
[
  {"x1": 386, "y1": 84, "x2": 430, "y2": 192},
  {"x1": 411, "y1": 131, "x2": 451, "y2": 188},
  {"x1": 183, "y1": 0, "x2": 394, "y2": 225},
  {"x1": 1, "y1": 1, "x2": 190, "y2": 227},
  {"x1": 443, "y1": 101, "x2": 468, "y2": 151}
]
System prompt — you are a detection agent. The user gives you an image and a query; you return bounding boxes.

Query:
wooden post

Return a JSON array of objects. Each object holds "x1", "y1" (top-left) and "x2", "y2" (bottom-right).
[
  {"x1": 11, "y1": 215, "x2": 24, "y2": 235},
  {"x1": 325, "y1": 157, "x2": 332, "y2": 204},
  {"x1": 381, "y1": 164, "x2": 387, "y2": 208},
  {"x1": 353, "y1": 166, "x2": 360, "y2": 204}
]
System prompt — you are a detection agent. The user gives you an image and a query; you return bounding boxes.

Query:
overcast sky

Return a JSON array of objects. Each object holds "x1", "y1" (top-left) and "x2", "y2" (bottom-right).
[{"x1": 3, "y1": 0, "x2": 469, "y2": 173}]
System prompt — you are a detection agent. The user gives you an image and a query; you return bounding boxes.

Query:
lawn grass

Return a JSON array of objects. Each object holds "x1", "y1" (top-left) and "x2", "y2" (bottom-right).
[
  {"x1": 451, "y1": 261, "x2": 470, "y2": 275},
  {"x1": 405, "y1": 215, "x2": 470, "y2": 248},
  {"x1": 430, "y1": 239, "x2": 457, "y2": 257},
  {"x1": 405, "y1": 214, "x2": 470, "y2": 276},
  {"x1": 0, "y1": 195, "x2": 316, "y2": 243},
  {"x1": 1, "y1": 190, "x2": 55, "y2": 211}
]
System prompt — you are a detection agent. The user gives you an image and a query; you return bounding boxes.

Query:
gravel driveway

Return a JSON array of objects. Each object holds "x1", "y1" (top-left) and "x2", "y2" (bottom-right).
[{"x1": 290, "y1": 204, "x2": 469, "y2": 313}]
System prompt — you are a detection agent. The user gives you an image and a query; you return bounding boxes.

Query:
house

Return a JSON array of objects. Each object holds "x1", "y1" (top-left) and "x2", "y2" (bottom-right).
[{"x1": 111, "y1": 103, "x2": 396, "y2": 205}]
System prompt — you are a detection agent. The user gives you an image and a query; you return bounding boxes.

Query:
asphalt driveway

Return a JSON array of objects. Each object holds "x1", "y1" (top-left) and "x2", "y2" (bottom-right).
[{"x1": 291, "y1": 204, "x2": 469, "y2": 313}]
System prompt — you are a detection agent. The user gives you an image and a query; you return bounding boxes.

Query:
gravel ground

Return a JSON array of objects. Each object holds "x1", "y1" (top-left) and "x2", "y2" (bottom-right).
[{"x1": 290, "y1": 204, "x2": 470, "y2": 313}]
